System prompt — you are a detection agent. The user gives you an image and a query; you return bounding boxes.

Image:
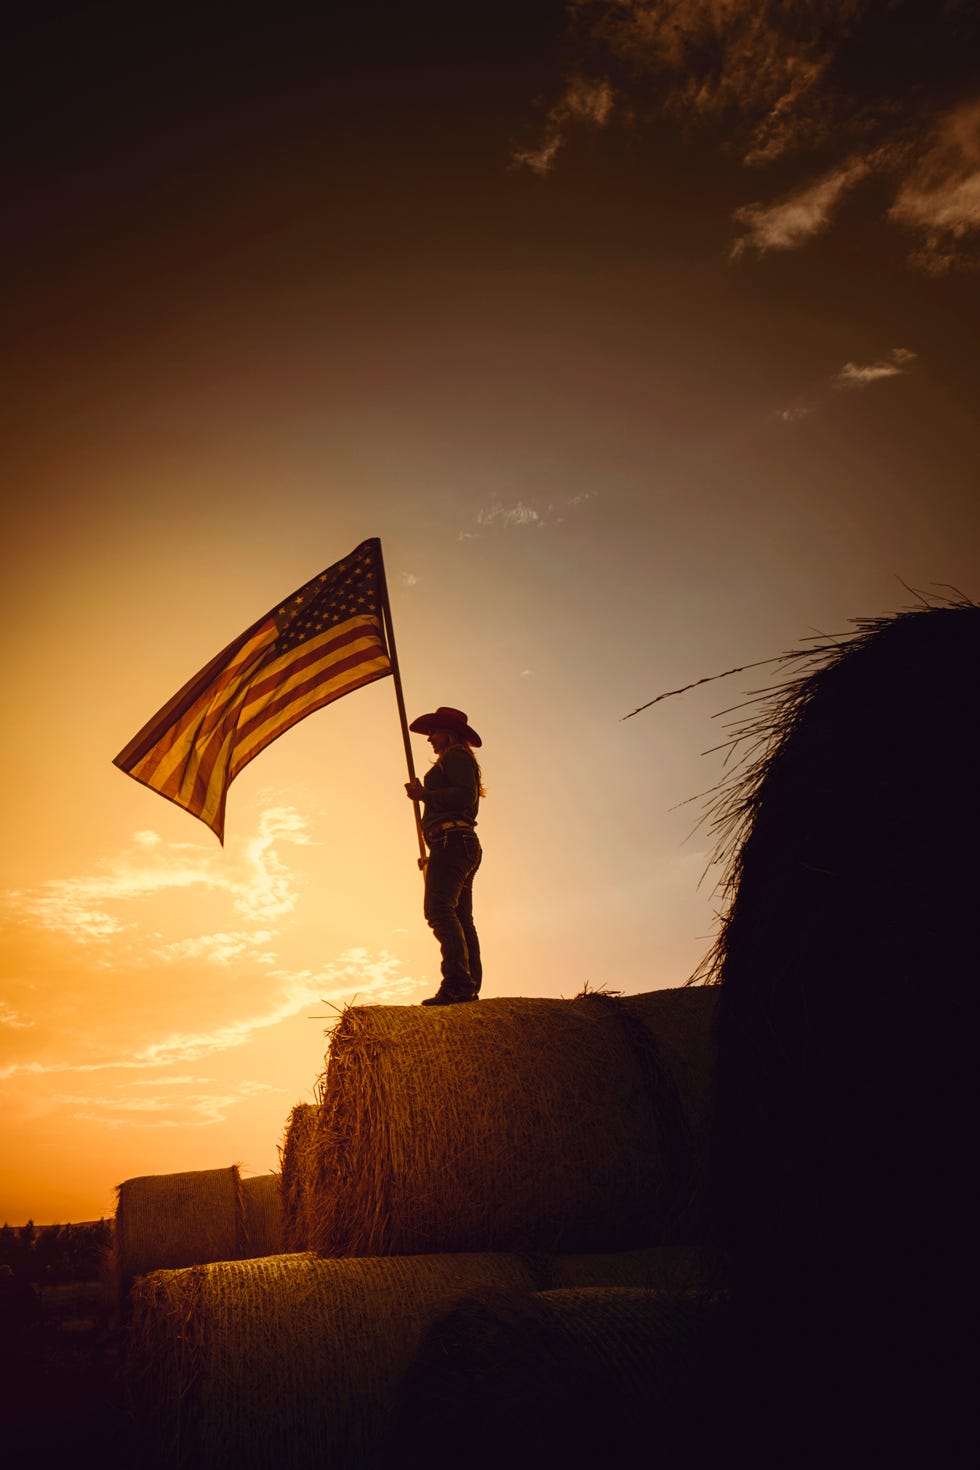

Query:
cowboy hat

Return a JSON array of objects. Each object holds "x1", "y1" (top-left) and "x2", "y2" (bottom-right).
[{"x1": 408, "y1": 706, "x2": 482, "y2": 747}]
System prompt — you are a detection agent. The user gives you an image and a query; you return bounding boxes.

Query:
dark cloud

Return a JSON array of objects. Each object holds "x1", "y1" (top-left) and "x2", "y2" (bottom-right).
[
  {"x1": 517, "y1": 0, "x2": 980, "y2": 269},
  {"x1": 730, "y1": 156, "x2": 873, "y2": 256},
  {"x1": 889, "y1": 100, "x2": 980, "y2": 273}
]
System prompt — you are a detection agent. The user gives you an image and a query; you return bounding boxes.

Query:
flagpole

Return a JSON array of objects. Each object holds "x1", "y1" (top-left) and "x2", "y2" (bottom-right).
[{"x1": 377, "y1": 543, "x2": 428, "y2": 874}]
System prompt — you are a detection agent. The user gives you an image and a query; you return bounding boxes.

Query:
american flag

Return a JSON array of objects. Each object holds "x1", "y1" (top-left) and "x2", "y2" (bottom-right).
[{"x1": 114, "y1": 538, "x2": 392, "y2": 841}]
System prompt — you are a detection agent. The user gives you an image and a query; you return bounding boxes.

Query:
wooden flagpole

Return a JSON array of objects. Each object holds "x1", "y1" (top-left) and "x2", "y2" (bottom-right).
[{"x1": 377, "y1": 543, "x2": 428, "y2": 873}]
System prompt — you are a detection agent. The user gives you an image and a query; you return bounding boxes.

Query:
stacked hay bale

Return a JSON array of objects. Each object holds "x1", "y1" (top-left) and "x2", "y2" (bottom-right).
[
  {"x1": 115, "y1": 1166, "x2": 246, "y2": 1293},
  {"x1": 241, "y1": 1173, "x2": 283, "y2": 1258},
  {"x1": 129, "y1": 1251, "x2": 542, "y2": 1469},
  {"x1": 544, "y1": 1243, "x2": 708, "y2": 1291},
  {"x1": 114, "y1": 1166, "x2": 283, "y2": 1293},
  {"x1": 282, "y1": 986, "x2": 717, "y2": 1257},
  {"x1": 278, "y1": 1103, "x2": 321, "y2": 1255},
  {"x1": 129, "y1": 1253, "x2": 719, "y2": 1469},
  {"x1": 128, "y1": 987, "x2": 718, "y2": 1466},
  {"x1": 387, "y1": 1285, "x2": 726, "y2": 1469}
]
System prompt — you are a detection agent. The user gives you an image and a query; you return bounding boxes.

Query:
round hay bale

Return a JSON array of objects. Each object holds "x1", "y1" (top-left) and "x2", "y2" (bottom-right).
[
  {"x1": 128, "y1": 1250, "x2": 540, "y2": 1470},
  {"x1": 279, "y1": 1102, "x2": 322, "y2": 1251},
  {"x1": 297, "y1": 987, "x2": 717, "y2": 1258},
  {"x1": 547, "y1": 1244, "x2": 708, "y2": 1292},
  {"x1": 703, "y1": 603, "x2": 980, "y2": 1457},
  {"x1": 387, "y1": 1285, "x2": 725, "y2": 1470},
  {"x1": 241, "y1": 1174, "x2": 282, "y2": 1258},
  {"x1": 115, "y1": 1166, "x2": 245, "y2": 1290}
]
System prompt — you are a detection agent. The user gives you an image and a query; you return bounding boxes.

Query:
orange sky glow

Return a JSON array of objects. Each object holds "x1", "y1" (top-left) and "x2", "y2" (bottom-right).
[{"x1": 3, "y1": 0, "x2": 979, "y2": 1224}]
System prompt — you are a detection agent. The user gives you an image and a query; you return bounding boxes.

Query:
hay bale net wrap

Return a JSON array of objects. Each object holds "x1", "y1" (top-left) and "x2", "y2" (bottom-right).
[
  {"x1": 127, "y1": 1250, "x2": 541, "y2": 1470},
  {"x1": 241, "y1": 1174, "x2": 283, "y2": 1258},
  {"x1": 545, "y1": 1244, "x2": 708, "y2": 1292},
  {"x1": 388, "y1": 1285, "x2": 725, "y2": 1470},
  {"x1": 297, "y1": 987, "x2": 717, "y2": 1258},
  {"x1": 115, "y1": 1166, "x2": 246, "y2": 1286},
  {"x1": 620, "y1": 986, "x2": 718, "y2": 1236}
]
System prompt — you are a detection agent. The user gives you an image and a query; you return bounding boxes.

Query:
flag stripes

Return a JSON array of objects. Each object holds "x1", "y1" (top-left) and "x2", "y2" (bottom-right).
[{"x1": 114, "y1": 539, "x2": 392, "y2": 841}]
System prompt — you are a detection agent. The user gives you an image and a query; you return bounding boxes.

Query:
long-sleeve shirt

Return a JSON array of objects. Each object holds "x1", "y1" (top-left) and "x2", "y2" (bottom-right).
[{"x1": 420, "y1": 745, "x2": 480, "y2": 840}]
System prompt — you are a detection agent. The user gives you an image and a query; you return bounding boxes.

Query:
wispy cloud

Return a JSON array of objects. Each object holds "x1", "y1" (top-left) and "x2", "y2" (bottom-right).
[
  {"x1": 731, "y1": 157, "x2": 872, "y2": 256},
  {"x1": 833, "y1": 347, "x2": 917, "y2": 389},
  {"x1": 0, "y1": 948, "x2": 415, "y2": 1081},
  {"x1": 517, "y1": 1, "x2": 979, "y2": 270},
  {"x1": 477, "y1": 500, "x2": 542, "y2": 529},
  {"x1": 52, "y1": 1079, "x2": 282, "y2": 1129},
  {"x1": 774, "y1": 404, "x2": 814, "y2": 424},
  {"x1": 0, "y1": 1002, "x2": 36, "y2": 1030},
  {"x1": 889, "y1": 100, "x2": 980, "y2": 273},
  {"x1": 461, "y1": 492, "x2": 597, "y2": 540},
  {"x1": 605, "y1": 0, "x2": 841, "y2": 161},
  {"x1": 774, "y1": 347, "x2": 917, "y2": 423},
  {"x1": 512, "y1": 75, "x2": 615, "y2": 175},
  {"x1": 149, "y1": 930, "x2": 278, "y2": 966},
  {"x1": 6, "y1": 805, "x2": 312, "y2": 954},
  {"x1": 515, "y1": 2, "x2": 860, "y2": 172}
]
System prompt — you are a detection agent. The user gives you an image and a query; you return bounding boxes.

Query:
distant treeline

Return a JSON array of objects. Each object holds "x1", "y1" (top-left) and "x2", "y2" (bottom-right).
[{"x1": 0, "y1": 1219, "x2": 112, "y2": 1283}]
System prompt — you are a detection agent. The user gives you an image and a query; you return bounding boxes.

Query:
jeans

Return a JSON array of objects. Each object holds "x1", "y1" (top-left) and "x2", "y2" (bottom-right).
[{"x1": 423, "y1": 830, "x2": 482, "y2": 995}]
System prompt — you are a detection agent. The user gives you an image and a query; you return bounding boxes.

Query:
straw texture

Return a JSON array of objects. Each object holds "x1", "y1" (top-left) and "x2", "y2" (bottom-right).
[
  {"x1": 115, "y1": 1166, "x2": 245, "y2": 1288},
  {"x1": 128, "y1": 1250, "x2": 541, "y2": 1469},
  {"x1": 279, "y1": 1103, "x2": 324, "y2": 1252},
  {"x1": 285, "y1": 986, "x2": 716, "y2": 1257},
  {"x1": 241, "y1": 1174, "x2": 283, "y2": 1257}
]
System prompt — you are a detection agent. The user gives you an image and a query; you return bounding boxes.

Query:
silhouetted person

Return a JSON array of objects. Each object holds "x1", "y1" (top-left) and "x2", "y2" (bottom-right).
[
  {"x1": 405, "y1": 706, "x2": 484, "y2": 1004},
  {"x1": 706, "y1": 604, "x2": 979, "y2": 1462}
]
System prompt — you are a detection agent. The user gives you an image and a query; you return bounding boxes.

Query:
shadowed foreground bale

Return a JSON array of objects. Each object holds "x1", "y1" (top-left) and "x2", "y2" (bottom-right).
[
  {"x1": 387, "y1": 1286, "x2": 725, "y2": 1470},
  {"x1": 115, "y1": 1166, "x2": 246, "y2": 1292},
  {"x1": 544, "y1": 1243, "x2": 708, "y2": 1291},
  {"x1": 241, "y1": 1174, "x2": 282, "y2": 1257},
  {"x1": 128, "y1": 1251, "x2": 542, "y2": 1470},
  {"x1": 706, "y1": 603, "x2": 980, "y2": 1459},
  {"x1": 283, "y1": 987, "x2": 716, "y2": 1256}
]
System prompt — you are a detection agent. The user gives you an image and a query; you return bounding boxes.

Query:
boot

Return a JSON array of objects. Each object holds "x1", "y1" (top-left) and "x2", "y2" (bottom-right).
[{"x1": 420, "y1": 986, "x2": 478, "y2": 1006}]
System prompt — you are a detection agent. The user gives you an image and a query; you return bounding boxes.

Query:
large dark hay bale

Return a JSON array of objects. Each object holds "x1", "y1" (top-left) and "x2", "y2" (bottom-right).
[
  {"x1": 115, "y1": 1166, "x2": 246, "y2": 1291},
  {"x1": 128, "y1": 1250, "x2": 541, "y2": 1469},
  {"x1": 286, "y1": 987, "x2": 717, "y2": 1257},
  {"x1": 388, "y1": 1285, "x2": 725, "y2": 1470},
  {"x1": 703, "y1": 602, "x2": 980, "y2": 1457}
]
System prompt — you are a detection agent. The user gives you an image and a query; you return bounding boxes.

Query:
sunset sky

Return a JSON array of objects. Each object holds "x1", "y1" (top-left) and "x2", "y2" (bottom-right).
[{"x1": 3, "y1": 0, "x2": 978, "y2": 1225}]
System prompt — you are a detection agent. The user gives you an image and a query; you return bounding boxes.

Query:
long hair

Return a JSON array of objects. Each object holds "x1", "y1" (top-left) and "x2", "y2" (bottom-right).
[{"x1": 435, "y1": 738, "x2": 486, "y2": 798}]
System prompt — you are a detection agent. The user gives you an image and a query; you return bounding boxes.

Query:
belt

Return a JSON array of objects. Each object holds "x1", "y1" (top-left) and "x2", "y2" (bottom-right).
[{"x1": 426, "y1": 819, "x2": 477, "y2": 839}]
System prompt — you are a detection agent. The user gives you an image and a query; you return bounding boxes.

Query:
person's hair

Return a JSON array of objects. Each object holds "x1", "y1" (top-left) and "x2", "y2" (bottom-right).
[{"x1": 436, "y1": 736, "x2": 486, "y2": 797}]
